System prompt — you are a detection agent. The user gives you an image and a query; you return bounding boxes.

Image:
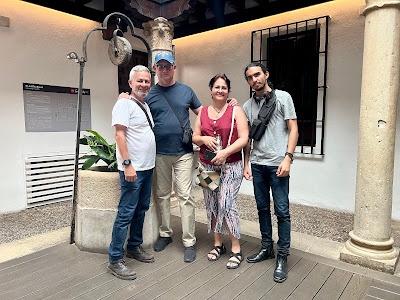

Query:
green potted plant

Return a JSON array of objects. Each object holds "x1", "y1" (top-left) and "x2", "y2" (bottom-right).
[{"x1": 80, "y1": 130, "x2": 117, "y2": 171}]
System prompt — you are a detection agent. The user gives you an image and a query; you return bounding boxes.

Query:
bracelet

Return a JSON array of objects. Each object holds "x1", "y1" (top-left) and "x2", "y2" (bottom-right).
[{"x1": 285, "y1": 152, "x2": 294, "y2": 161}]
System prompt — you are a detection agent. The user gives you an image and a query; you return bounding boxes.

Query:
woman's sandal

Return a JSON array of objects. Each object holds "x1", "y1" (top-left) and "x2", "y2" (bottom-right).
[
  {"x1": 226, "y1": 252, "x2": 244, "y2": 269},
  {"x1": 207, "y1": 244, "x2": 227, "y2": 261}
]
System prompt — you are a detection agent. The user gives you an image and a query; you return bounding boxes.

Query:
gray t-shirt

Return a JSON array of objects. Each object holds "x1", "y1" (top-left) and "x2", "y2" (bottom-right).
[{"x1": 243, "y1": 89, "x2": 297, "y2": 166}]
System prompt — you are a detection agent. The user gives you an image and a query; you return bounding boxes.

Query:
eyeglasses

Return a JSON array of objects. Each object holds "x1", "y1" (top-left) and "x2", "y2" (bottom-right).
[
  {"x1": 213, "y1": 86, "x2": 228, "y2": 91},
  {"x1": 156, "y1": 64, "x2": 174, "y2": 70}
]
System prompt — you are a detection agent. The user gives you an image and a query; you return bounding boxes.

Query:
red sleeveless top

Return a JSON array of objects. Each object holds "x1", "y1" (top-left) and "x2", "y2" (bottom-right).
[{"x1": 199, "y1": 106, "x2": 242, "y2": 165}]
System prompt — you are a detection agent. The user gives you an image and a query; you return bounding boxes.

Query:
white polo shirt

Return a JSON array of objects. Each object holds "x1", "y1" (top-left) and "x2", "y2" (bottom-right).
[{"x1": 112, "y1": 97, "x2": 156, "y2": 171}]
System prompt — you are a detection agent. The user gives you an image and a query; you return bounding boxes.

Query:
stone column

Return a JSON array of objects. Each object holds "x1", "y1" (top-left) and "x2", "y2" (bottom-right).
[
  {"x1": 340, "y1": 0, "x2": 400, "y2": 273},
  {"x1": 141, "y1": 17, "x2": 175, "y2": 247},
  {"x1": 143, "y1": 17, "x2": 174, "y2": 76}
]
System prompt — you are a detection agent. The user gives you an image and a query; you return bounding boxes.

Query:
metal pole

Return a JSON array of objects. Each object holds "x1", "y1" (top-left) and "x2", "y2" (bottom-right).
[{"x1": 70, "y1": 59, "x2": 85, "y2": 244}]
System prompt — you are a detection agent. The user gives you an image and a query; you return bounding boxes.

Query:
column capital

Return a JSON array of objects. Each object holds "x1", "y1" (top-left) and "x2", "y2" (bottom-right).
[
  {"x1": 142, "y1": 17, "x2": 174, "y2": 52},
  {"x1": 363, "y1": 0, "x2": 400, "y2": 15}
]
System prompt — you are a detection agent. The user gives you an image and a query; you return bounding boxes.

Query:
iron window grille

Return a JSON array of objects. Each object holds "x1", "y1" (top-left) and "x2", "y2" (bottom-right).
[{"x1": 251, "y1": 16, "x2": 329, "y2": 155}]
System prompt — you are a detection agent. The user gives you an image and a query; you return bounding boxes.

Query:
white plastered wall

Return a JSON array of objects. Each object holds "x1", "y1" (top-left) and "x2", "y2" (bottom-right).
[
  {"x1": 0, "y1": 0, "x2": 147, "y2": 213},
  {"x1": 173, "y1": 0, "x2": 400, "y2": 220}
]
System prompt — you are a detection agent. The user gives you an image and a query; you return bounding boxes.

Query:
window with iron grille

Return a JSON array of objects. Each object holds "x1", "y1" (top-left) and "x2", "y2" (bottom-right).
[{"x1": 251, "y1": 16, "x2": 329, "y2": 155}]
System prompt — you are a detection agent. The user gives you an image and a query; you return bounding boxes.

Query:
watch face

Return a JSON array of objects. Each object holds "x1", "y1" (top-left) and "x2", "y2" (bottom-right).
[{"x1": 123, "y1": 159, "x2": 131, "y2": 165}]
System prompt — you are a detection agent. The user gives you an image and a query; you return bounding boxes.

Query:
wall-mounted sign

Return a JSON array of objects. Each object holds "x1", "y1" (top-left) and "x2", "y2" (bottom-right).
[{"x1": 23, "y1": 83, "x2": 91, "y2": 132}]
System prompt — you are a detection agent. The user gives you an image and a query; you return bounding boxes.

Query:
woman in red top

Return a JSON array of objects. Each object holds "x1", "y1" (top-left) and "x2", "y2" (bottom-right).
[{"x1": 192, "y1": 74, "x2": 249, "y2": 269}]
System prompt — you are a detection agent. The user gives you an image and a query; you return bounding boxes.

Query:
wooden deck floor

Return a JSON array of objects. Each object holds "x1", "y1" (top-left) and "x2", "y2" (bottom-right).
[{"x1": 1, "y1": 216, "x2": 400, "y2": 300}]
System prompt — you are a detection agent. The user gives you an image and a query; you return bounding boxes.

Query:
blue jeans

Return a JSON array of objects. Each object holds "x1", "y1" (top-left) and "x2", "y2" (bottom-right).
[
  {"x1": 251, "y1": 164, "x2": 290, "y2": 255},
  {"x1": 109, "y1": 169, "x2": 153, "y2": 263}
]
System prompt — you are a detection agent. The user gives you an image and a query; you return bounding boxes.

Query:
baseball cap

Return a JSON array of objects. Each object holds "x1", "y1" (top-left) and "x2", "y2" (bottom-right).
[{"x1": 154, "y1": 51, "x2": 175, "y2": 64}]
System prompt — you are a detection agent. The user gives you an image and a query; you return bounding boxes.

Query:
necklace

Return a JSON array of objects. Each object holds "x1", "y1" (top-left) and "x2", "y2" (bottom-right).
[{"x1": 212, "y1": 104, "x2": 226, "y2": 117}]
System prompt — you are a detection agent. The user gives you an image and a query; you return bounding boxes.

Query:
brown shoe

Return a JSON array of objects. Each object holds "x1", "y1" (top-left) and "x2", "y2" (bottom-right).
[
  {"x1": 126, "y1": 245, "x2": 155, "y2": 263},
  {"x1": 107, "y1": 261, "x2": 136, "y2": 280}
]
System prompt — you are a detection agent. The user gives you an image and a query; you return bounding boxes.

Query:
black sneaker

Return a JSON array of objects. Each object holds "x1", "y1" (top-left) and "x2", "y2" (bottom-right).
[
  {"x1": 184, "y1": 245, "x2": 196, "y2": 262},
  {"x1": 107, "y1": 260, "x2": 136, "y2": 280},
  {"x1": 154, "y1": 236, "x2": 173, "y2": 252},
  {"x1": 126, "y1": 245, "x2": 155, "y2": 263}
]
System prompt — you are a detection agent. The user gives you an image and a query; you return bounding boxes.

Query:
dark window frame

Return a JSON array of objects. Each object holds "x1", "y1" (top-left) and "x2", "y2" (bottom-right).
[{"x1": 250, "y1": 16, "x2": 329, "y2": 155}]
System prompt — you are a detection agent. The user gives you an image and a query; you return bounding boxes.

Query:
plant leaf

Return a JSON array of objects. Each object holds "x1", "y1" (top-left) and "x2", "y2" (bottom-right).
[
  {"x1": 90, "y1": 146, "x2": 112, "y2": 161},
  {"x1": 86, "y1": 130, "x2": 109, "y2": 146},
  {"x1": 79, "y1": 137, "x2": 88, "y2": 145},
  {"x1": 82, "y1": 155, "x2": 98, "y2": 170}
]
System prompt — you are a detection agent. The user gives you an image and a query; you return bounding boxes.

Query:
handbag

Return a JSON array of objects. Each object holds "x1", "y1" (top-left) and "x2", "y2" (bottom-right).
[
  {"x1": 156, "y1": 85, "x2": 193, "y2": 144},
  {"x1": 248, "y1": 90, "x2": 276, "y2": 141},
  {"x1": 195, "y1": 106, "x2": 236, "y2": 192}
]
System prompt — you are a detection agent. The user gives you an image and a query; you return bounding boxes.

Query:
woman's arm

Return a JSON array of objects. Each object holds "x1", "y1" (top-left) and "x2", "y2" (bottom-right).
[{"x1": 192, "y1": 108, "x2": 218, "y2": 151}]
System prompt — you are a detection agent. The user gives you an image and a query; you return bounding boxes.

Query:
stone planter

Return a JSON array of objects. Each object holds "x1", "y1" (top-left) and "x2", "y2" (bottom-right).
[{"x1": 75, "y1": 168, "x2": 158, "y2": 253}]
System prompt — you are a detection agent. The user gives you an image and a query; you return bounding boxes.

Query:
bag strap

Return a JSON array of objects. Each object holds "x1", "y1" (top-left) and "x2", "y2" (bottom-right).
[
  {"x1": 256, "y1": 90, "x2": 276, "y2": 125},
  {"x1": 131, "y1": 97, "x2": 154, "y2": 129},
  {"x1": 156, "y1": 84, "x2": 186, "y2": 129},
  {"x1": 227, "y1": 106, "x2": 236, "y2": 146}
]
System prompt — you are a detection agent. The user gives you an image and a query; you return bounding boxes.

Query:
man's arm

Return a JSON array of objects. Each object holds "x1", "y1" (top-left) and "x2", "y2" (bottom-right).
[
  {"x1": 243, "y1": 141, "x2": 253, "y2": 180},
  {"x1": 114, "y1": 124, "x2": 137, "y2": 182},
  {"x1": 191, "y1": 105, "x2": 203, "y2": 115},
  {"x1": 276, "y1": 119, "x2": 298, "y2": 177}
]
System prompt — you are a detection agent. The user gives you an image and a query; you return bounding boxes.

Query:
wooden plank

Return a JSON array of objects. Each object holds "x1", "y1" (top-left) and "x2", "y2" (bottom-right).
[
  {"x1": 2, "y1": 254, "x2": 106, "y2": 300},
  {"x1": 261, "y1": 258, "x2": 317, "y2": 299},
  {"x1": 370, "y1": 278, "x2": 400, "y2": 295},
  {"x1": 155, "y1": 239, "x2": 235, "y2": 299},
  {"x1": 290, "y1": 247, "x2": 400, "y2": 286},
  {"x1": 287, "y1": 263, "x2": 334, "y2": 300},
  {"x1": 0, "y1": 244, "x2": 81, "y2": 282},
  {"x1": 313, "y1": 268, "x2": 353, "y2": 300},
  {"x1": 208, "y1": 248, "x2": 276, "y2": 300},
  {"x1": 365, "y1": 279, "x2": 400, "y2": 300},
  {"x1": 0, "y1": 251, "x2": 98, "y2": 299},
  {"x1": 234, "y1": 255, "x2": 302, "y2": 300},
  {"x1": 139, "y1": 241, "x2": 257, "y2": 300},
  {"x1": 100, "y1": 234, "x2": 215, "y2": 300},
  {"x1": 55, "y1": 226, "x2": 210, "y2": 300},
  {"x1": 0, "y1": 243, "x2": 69, "y2": 272},
  {"x1": 339, "y1": 274, "x2": 372, "y2": 300}
]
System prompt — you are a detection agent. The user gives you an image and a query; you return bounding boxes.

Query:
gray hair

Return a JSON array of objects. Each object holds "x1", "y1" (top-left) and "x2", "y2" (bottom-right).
[{"x1": 129, "y1": 65, "x2": 150, "y2": 81}]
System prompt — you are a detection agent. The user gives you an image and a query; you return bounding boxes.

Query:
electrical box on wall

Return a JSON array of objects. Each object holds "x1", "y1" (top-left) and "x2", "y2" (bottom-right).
[{"x1": 0, "y1": 15, "x2": 10, "y2": 28}]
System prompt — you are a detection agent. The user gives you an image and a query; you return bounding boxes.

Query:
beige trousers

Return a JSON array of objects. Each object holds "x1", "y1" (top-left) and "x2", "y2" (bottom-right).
[{"x1": 153, "y1": 153, "x2": 196, "y2": 247}]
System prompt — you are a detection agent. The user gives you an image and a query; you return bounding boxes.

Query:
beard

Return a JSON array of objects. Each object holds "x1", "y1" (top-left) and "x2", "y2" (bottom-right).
[
  {"x1": 135, "y1": 89, "x2": 149, "y2": 99},
  {"x1": 255, "y1": 82, "x2": 266, "y2": 91}
]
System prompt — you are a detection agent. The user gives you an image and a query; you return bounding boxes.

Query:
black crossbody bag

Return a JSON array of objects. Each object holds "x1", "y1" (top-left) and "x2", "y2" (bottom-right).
[
  {"x1": 131, "y1": 97, "x2": 154, "y2": 130},
  {"x1": 156, "y1": 84, "x2": 193, "y2": 144},
  {"x1": 248, "y1": 90, "x2": 277, "y2": 141}
]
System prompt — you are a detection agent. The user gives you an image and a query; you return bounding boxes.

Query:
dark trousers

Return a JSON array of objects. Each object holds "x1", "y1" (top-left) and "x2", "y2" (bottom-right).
[
  {"x1": 109, "y1": 169, "x2": 153, "y2": 263},
  {"x1": 251, "y1": 164, "x2": 290, "y2": 255}
]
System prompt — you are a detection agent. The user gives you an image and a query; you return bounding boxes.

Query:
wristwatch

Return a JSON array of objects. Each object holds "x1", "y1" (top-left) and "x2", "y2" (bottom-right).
[
  {"x1": 285, "y1": 152, "x2": 294, "y2": 161},
  {"x1": 122, "y1": 159, "x2": 131, "y2": 166}
]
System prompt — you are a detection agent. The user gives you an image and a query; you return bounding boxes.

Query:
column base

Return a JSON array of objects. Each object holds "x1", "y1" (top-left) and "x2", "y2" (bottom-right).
[{"x1": 340, "y1": 231, "x2": 399, "y2": 274}]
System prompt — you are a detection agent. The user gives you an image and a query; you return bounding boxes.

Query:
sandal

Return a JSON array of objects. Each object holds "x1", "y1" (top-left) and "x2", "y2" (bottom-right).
[
  {"x1": 226, "y1": 252, "x2": 243, "y2": 269},
  {"x1": 207, "y1": 244, "x2": 226, "y2": 261}
]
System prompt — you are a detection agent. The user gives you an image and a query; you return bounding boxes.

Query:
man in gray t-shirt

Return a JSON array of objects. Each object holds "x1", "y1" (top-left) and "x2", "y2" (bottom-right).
[{"x1": 242, "y1": 62, "x2": 298, "y2": 283}]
